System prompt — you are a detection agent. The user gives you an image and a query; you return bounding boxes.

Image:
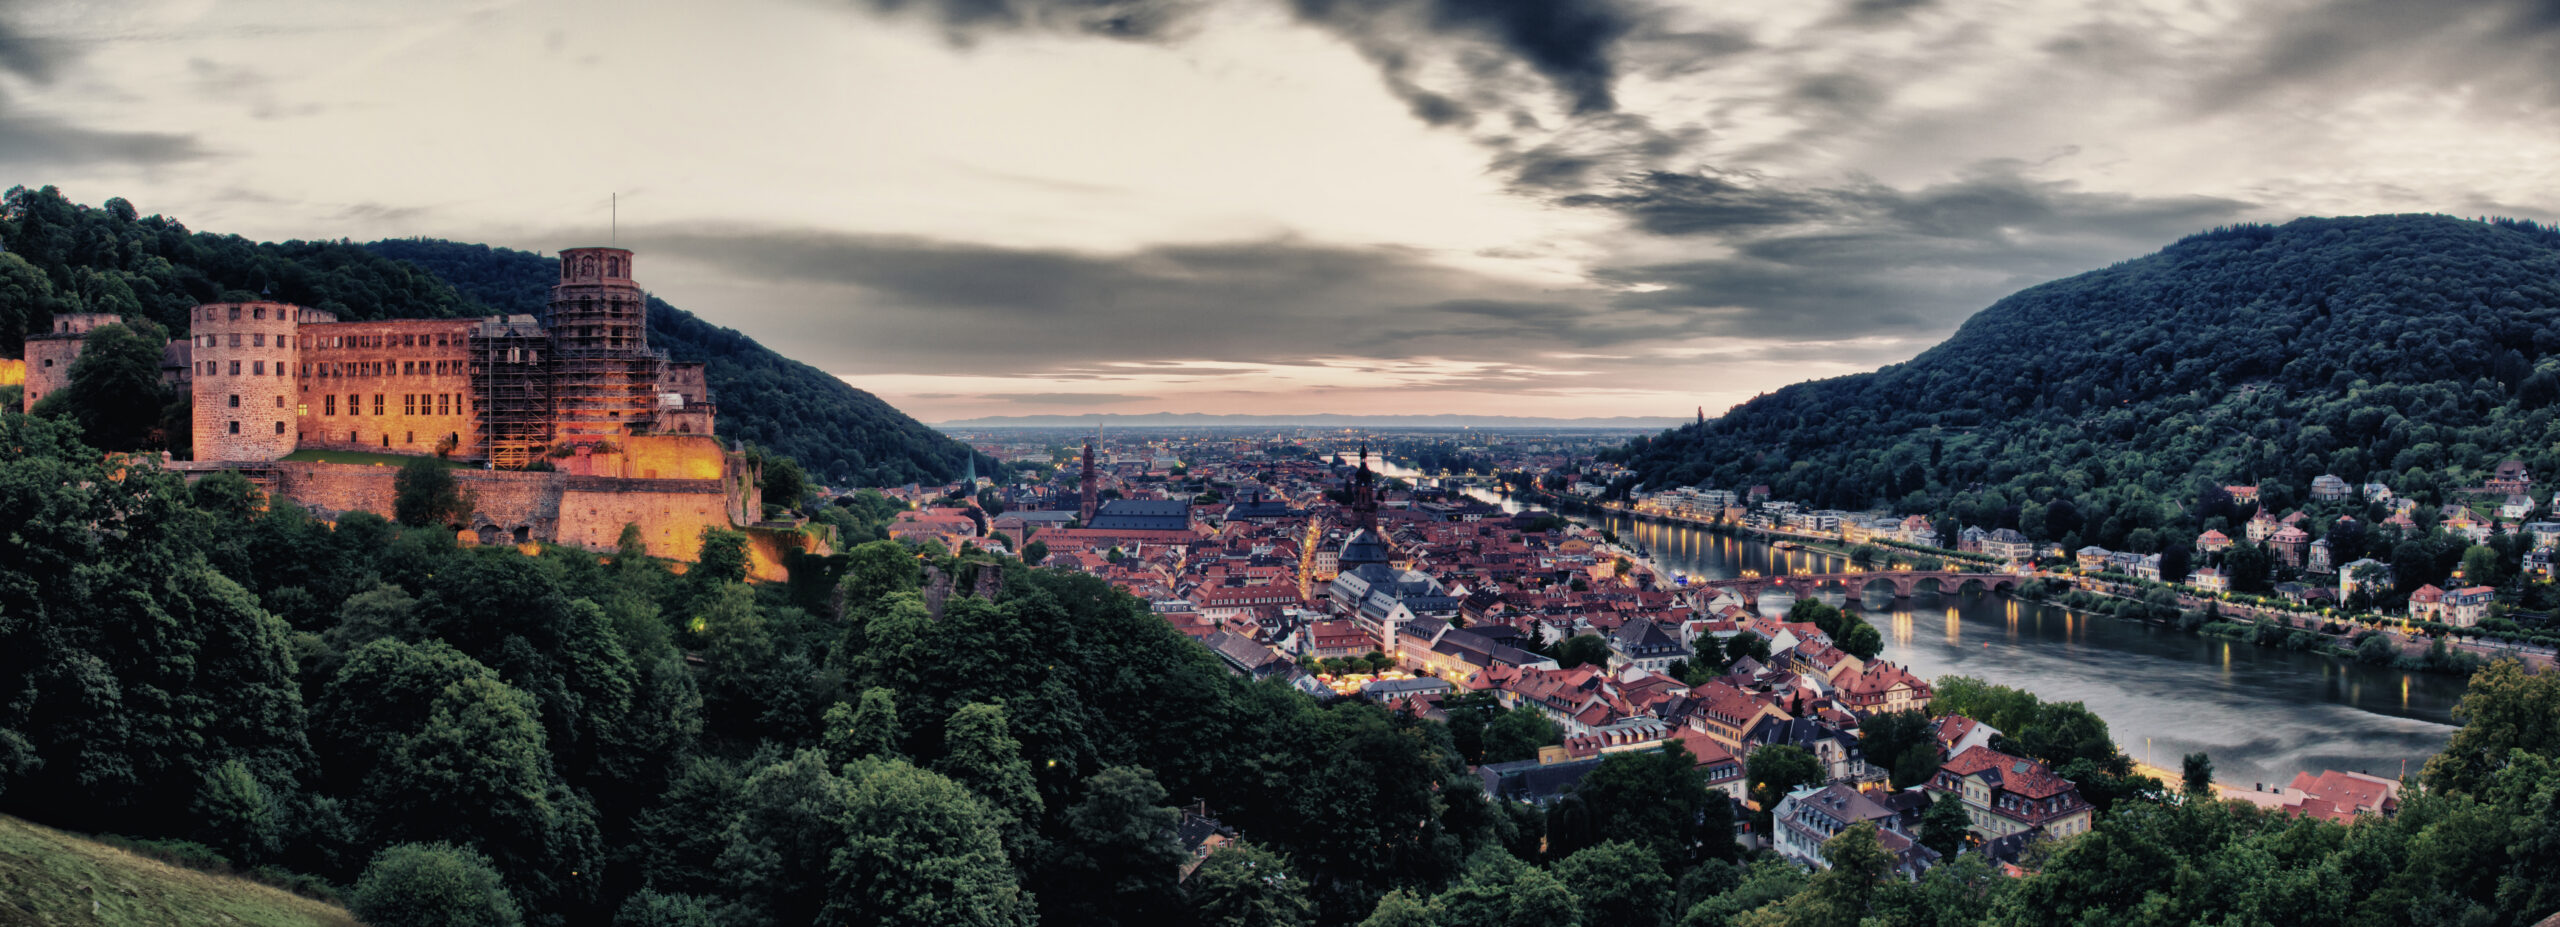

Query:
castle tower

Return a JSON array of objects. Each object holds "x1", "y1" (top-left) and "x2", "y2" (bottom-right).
[
  {"x1": 190, "y1": 302, "x2": 304, "y2": 461},
  {"x1": 1079, "y1": 441, "x2": 1099, "y2": 523},
  {"x1": 548, "y1": 246, "x2": 655, "y2": 446},
  {"x1": 21, "y1": 312, "x2": 123, "y2": 412}
]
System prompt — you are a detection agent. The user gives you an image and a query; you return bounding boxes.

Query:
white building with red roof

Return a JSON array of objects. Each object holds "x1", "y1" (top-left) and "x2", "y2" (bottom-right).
[{"x1": 1922, "y1": 746, "x2": 2093, "y2": 841}]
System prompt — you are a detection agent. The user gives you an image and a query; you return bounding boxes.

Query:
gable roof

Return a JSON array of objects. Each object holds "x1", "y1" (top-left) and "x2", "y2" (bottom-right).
[{"x1": 1941, "y1": 745, "x2": 2076, "y2": 799}]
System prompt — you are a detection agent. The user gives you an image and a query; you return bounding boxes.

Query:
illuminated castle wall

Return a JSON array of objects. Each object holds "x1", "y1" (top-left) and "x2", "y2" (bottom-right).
[{"x1": 177, "y1": 245, "x2": 712, "y2": 466}]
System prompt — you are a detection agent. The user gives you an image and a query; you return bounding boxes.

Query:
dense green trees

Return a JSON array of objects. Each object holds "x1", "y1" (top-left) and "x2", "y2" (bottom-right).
[
  {"x1": 1550, "y1": 744, "x2": 1732, "y2": 865},
  {"x1": 1744, "y1": 745, "x2": 1822, "y2": 832},
  {"x1": 392, "y1": 458, "x2": 471, "y2": 527},
  {"x1": 350, "y1": 842, "x2": 525, "y2": 927},
  {"x1": 1185, "y1": 841, "x2": 1317, "y2": 927},
  {"x1": 9, "y1": 397, "x2": 2560, "y2": 925},
  {"x1": 29, "y1": 317, "x2": 177, "y2": 450}
]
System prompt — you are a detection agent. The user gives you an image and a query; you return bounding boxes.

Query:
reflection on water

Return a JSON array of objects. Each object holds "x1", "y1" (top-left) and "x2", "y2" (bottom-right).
[{"x1": 1601, "y1": 512, "x2": 2465, "y2": 788}]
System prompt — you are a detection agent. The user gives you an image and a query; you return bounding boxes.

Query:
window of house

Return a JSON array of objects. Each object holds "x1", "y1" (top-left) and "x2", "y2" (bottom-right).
[
  {"x1": 228, "y1": 394, "x2": 239, "y2": 408},
  {"x1": 348, "y1": 393, "x2": 360, "y2": 415},
  {"x1": 404, "y1": 394, "x2": 416, "y2": 416},
  {"x1": 228, "y1": 421, "x2": 239, "y2": 434},
  {"x1": 437, "y1": 394, "x2": 450, "y2": 416},
  {"x1": 252, "y1": 306, "x2": 265, "y2": 320},
  {"x1": 252, "y1": 333, "x2": 265, "y2": 347},
  {"x1": 229, "y1": 333, "x2": 242, "y2": 347},
  {"x1": 229, "y1": 361, "x2": 241, "y2": 375},
  {"x1": 253, "y1": 361, "x2": 264, "y2": 375},
  {"x1": 325, "y1": 395, "x2": 336, "y2": 415},
  {"x1": 406, "y1": 431, "x2": 414, "y2": 444},
  {"x1": 275, "y1": 421, "x2": 285, "y2": 434},
  {"x1": 373, "y1": 394, "x2": 384, "y2": 416},
  {"x1": 228, "y1": 307, "x2": 241, "y2": 321},
  {"x1": 274, "y1": 396, "x2": 283, "y2": 408}
]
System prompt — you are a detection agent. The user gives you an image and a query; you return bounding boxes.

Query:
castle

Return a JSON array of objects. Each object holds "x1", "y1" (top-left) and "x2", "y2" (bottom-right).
[{"x1": 18, "y1": 247, "x2": 814, "y2": 573}]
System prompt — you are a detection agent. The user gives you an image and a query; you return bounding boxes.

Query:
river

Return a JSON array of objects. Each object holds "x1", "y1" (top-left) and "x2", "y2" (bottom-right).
[{"x1": 1377, "y1": 464, "x2": 2465, "y2": 788}]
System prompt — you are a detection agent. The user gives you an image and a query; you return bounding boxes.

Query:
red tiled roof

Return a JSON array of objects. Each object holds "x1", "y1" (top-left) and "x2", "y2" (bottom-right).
[{"x1": 1942, "y1": 745, "x2": 2076, "y2": 799}]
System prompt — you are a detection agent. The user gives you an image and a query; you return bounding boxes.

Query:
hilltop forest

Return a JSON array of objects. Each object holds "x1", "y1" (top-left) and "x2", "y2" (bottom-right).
[
  {"x1": 1610, "y1": 216, "x2": 2560, "y2": 592},
  {"x1": 0, "y1": 185, "x2": 986, "y2": 486}
]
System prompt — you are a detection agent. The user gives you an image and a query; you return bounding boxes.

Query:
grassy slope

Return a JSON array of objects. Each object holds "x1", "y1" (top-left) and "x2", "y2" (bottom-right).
[{"x1": 0, "y1": 815, "x2": 358, "y2": 927}]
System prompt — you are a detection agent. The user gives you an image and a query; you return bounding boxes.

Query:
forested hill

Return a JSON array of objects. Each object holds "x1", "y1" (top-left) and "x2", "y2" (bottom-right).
[
  {"x1": 1611, "y1": 214, "x2": 2560, "y2": 547},
  {"x1": 0, "y1": 186, "x2": 985, "y2": 486},
  {"x1": 365, "y1": 238, "x2": 991, "y2": 487}
]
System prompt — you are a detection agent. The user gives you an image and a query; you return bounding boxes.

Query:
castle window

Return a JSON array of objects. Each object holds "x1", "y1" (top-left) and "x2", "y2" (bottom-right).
[
  {"x1": 230, "y1": 333, "x2": 242, "y2": 347},
  {"x1": 325, "y1": 395, "x2": 336, "y2": 415},
  {"x1": 253, "y1": 361, "x2": 264, "y2": 375},
  {"x1": 228, "y1": 307, "x2": 241, "y2": 321},
  {"x1": 228, "y1": 421, "x2": 239, "y2": 434},
  {"x1": 252, "y1": 307, "x2": 264, "y2": 320},
  {"x1": 373, "y1": 394, "x2": 384, "y2": 416},
  {"x1": 275, "y1": 421, "x2": 285, "y2": 434},
  {"x1": 406, "y1": 431, "x2": 414, "y2": 444},
  {"x1": 275, "y1": 396, "x2": 283, "y2": 408},
  {"x1": 253, "y1": 333, "x2": 265, "y2": 347},
  {"x1": 229, "y1": 394, "x2": 239, "y2": 408},
  {"x1": 229, "y1": 361, "x2": 241, "y2": 375},
  {"x1": 404, "y1": 394, "x2": 416, "y2": 416},
  {"x1": 437, "y1": 394, "x2": 450, "y2": 416},
  {"x1": 348, "y1": 393, "x2": 360, "y2": 415}
]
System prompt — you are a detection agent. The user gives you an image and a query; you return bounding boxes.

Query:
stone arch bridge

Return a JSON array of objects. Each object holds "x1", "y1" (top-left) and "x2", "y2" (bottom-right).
[{"x1": 1697, "y1": 570, "x2": 2022, "y2": 603}]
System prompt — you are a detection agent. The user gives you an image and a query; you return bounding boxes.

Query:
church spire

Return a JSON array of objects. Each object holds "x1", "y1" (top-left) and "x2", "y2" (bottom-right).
[
  {"x1": 1352, "y1": 442, "x2": 1379, "y2": 532},
  {"x1": 1080, "y1": 441, "x2": 1099, "y2": 524}
]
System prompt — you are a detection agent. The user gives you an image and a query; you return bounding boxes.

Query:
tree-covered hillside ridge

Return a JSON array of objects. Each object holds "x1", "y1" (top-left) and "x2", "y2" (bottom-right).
[
  {"x1": 1612, "y1": 214, "x2": 2560, "y2": 545},
  {"x1": 0, "y1": 185, "x2": 985, "y2": 486}
]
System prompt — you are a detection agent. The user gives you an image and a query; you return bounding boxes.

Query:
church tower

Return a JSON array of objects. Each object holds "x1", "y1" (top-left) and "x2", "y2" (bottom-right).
[
  {"x1": 1352, "y1": 443, "x2": 1379, "y2": 533},
  {"x1": 1079, "y1": 441, "x2": 1099, "y2": 523}
]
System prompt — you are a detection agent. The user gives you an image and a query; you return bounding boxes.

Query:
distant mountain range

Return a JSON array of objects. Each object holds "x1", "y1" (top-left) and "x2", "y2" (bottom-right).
[{"x1": 935, "y1": 412, "x2": 1689, "y2": 429}]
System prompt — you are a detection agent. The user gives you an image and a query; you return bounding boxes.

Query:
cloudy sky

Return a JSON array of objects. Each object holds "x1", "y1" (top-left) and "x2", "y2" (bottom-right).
[{"x1": 4, "y1": 0, "x2": 2556, "y2": 421}]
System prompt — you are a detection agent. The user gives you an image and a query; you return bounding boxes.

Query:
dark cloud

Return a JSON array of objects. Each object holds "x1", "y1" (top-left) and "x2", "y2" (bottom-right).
[
  {"x1": 0, "y1": 17, "x2": 200, "y2": 168},
  {"x1": 0, "y1": 19, "x2": 69, "y2": 84},
  {"x1": 1557, "y1": 170, "x2": 1838, "y2": 234},
  {"x1": 1565, "y1": 162, "x2": 2255, "y2": 340},
  {"x1": 832, "y1": 0, "x2": 1646, "y2": 127},
  {"x1": 0, "y1": 111, "x2": 204, "y2": 168},
  {"x1": 622, "y1": 224, "x2": 1652, "y2": 376},
  {"x1": 1837, "y1": 0, "x2": 1932, "y2": 24},
  {"x1": 2196, "y1": 0, "x2": 2560, "y2": 111},
  {"x1": 849, "y1": 0, "x2": 1204, "y2": 42}
]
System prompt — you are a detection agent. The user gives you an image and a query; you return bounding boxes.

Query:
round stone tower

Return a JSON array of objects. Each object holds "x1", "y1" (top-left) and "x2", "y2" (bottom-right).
[
  {"x1": 548, "y1": 247, "x2": 655, "y2": 445},
  {"x1": 550, "y1": 247, "x2": 647, "y2": 353},
  {"x1": 190, "y1": 301, "x2": 303, "y2": 461},
  {"x1": 21, "y1": 312, "x2": 125, "y2": 411}
]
